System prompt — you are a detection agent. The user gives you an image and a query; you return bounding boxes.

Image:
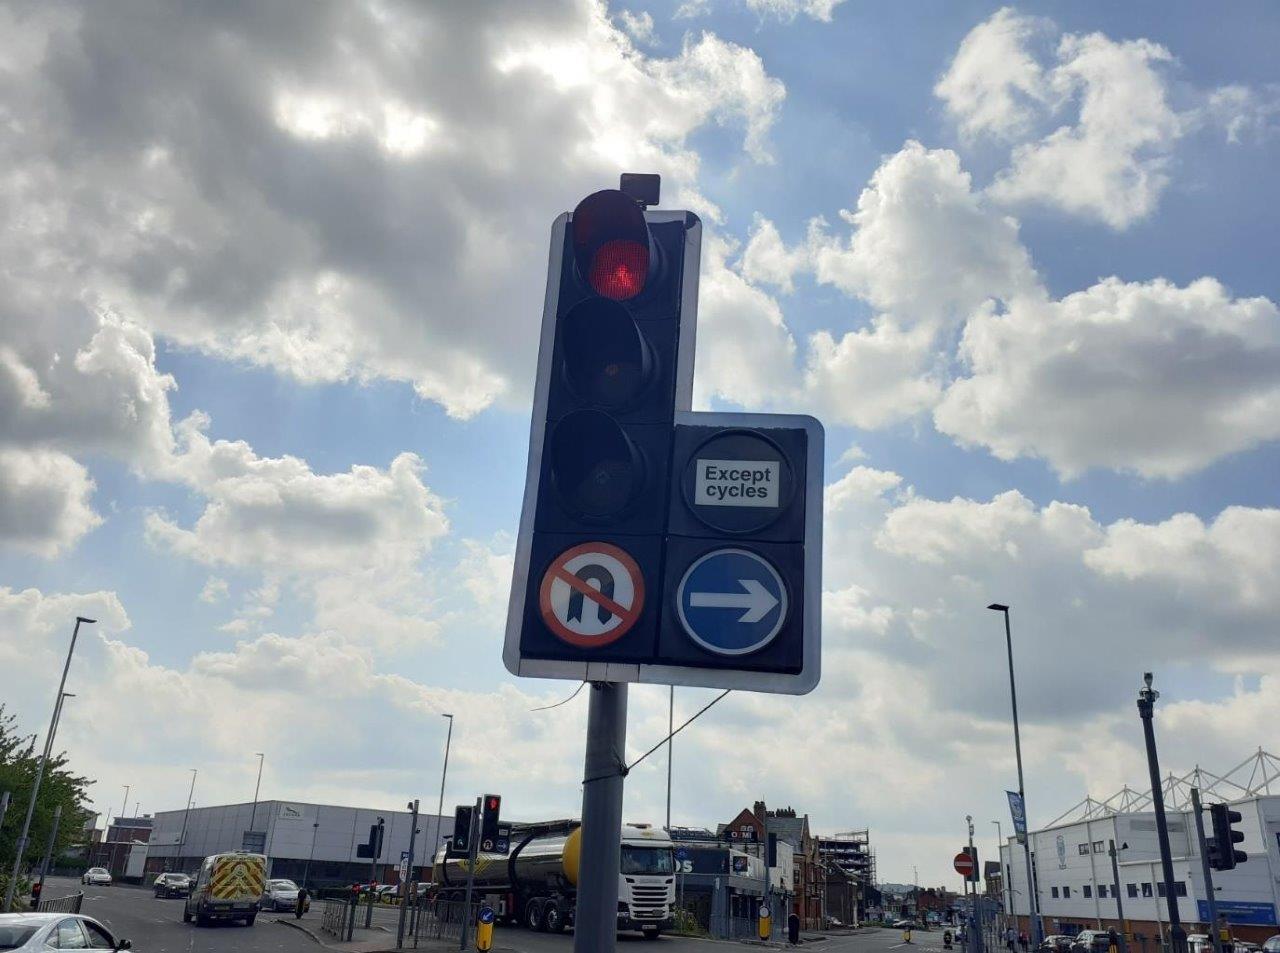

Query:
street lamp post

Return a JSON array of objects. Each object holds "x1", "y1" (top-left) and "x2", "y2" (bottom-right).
[
  {"x1": 987, "y1": 604, "x2": 1042, "y2": 945},
  {"x1": 666, "y1": 686, "x2": 674, "y2": 832},
  {"x1": 248, "y1": 752, "x2": 265, "y2": 835},
  {"x1": 1137, "y1": 673, "x2": 1187, "y2": 953},
  {"x1": 303, "y1": 821, "x2": 320, "y2": 889},
  {"x1": 435, "y1": 714, "x2": 453, "y2": 854},
  {"x1": 1108, "y1": 840, "x2": 1129, "y2": 953},
  {"x1": 4, "y1": 615, "x2": 95, "y2": 912},
  {"x1": 968, "y1": 815, "x2": 985, "y2": 953},
  {"x1": 178, "y1": 769, "x2": 197, "y2": 871}
]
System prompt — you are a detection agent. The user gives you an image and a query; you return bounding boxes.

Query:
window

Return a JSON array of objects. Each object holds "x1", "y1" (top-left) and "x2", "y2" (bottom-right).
[
  {"x1": 1157, "y1": 882, "x2": 1167, "y2": 898},
  {"x1": 1063, "y1": 886, "x2": 1072, "y2": 898},
  {"x1": 1052, "y1": 887, "x2": 1060, "y2": 898},
  {"x1": 55, "y1": 920, "x2": 89, "y2": 949},
  {"x1": 1127, "y1": 884, "x2": 1138, "y2": 898},
  {"x1": 1092, "y1": 841, "x2": 1105, "y2": 853},
  {"x1": 1083, "y1": 885, "x2": 1092, "y2": 898},
  {"x1": 81, "y1": 922, "x2": 116, "y2": 950},
  {"x1": 1176, "y1": 882, "x2": 1188, "y2": 897},
  {"x1": 1142, "y1": 883, "x2": 1153, "y2": 898},
  {"x1": 1079, "y1": 844, "x2": 1090, "y2": 855}
]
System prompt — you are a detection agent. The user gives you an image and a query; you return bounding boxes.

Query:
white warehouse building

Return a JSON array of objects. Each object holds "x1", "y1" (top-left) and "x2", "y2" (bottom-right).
[
  {"x1": 146, "y1": 799, "x2": 448, "y2": 889},
  {"x1": 1000, "y1": 752, "x2": 1280, "y2": 945}
]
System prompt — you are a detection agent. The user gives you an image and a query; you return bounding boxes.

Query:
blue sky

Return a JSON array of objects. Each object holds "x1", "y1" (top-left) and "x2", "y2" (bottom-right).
[{"x1": 1, "y1": 0, "x2": 1278, "y2": 884}]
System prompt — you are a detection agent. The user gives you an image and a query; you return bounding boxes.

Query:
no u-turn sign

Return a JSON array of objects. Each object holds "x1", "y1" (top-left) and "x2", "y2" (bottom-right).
[{"x1": 538, "y1": 542, "x2": 645, "y2": 648}]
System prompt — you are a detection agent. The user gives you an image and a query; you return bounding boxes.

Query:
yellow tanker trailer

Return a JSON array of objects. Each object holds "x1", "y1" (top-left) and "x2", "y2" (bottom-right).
[{"x1": 433, "y1": 820, "x2": 674, "y2": 940}]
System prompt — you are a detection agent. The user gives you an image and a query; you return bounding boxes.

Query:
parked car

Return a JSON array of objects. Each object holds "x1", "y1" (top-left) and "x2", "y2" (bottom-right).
[
  {"x1": 376, "y1": 883, "x2": 401, "y2": 902},
  {"x1": 1073, "y1": 930, "x2": 1117, "y2": 953},
  {"x1": 81, "y1": 867, "x2": 112, "y2": 886},
  {"x1": 154, "y1": 872, "x2": 192, "y2": 898},
  {"x1": 894, "y1": 920, "x2": 922, "y2": 930},
  {"x1": 1236, "y1": 942, "x2": 1260, "y2": 953},
  {"x1": 1261, "y1": 936, "x2": 1280, "y2": 953},
  {"x1": 261, "y1": 879, "x2": 302, "y2": 911},
  {"x1": 0, "y1": 912, "x2": 132, "y2": 950},
  {"x1": 1039, "y1": 935, "x2": 1076, "y2": 953}
]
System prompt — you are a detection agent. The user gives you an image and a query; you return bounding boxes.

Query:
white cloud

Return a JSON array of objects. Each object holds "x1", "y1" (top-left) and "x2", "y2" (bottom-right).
[
  {"x1": 739, "y1": 214, "x2": 808, "y2": 294},
  {"x1": 935, "y1": 7, "x2": 1051, "y2": 140},
  {"x1": 1204, "y1": 84, "x2": 1280, "y2": 144},
  {"x1": 988, "y1": 30, "x2": 1183, "y2": 229},
  {"x1": 147, "y1": 413, "x2": 449, "y2": 575},
  {"x1": 1, "y1": 2, "x2": 784, "y2": 420},
  {"x1": 198, "y1": 577, "x2": 229, "y2": 604},
  {"x1": 0, "y1": 448, "x2": 102, "y2": 557},
  {"x1": 616, "y1": 10, "x2": 655, "y2": 45},
  {"x1": 743, "y1": 0, "x2": 846, "y2": 23},
  {"x1": 935, "y1": 277, "x2": 1280, "y2": 478}
]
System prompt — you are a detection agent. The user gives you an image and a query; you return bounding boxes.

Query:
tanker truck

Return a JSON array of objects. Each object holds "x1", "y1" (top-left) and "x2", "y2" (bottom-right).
[{"x1": 433, "y1": 820, "x2": 674, "y2": 940}]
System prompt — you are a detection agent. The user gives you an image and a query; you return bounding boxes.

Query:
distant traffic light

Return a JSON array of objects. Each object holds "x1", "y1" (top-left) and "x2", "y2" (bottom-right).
[
  {"x1": 1209, "y1": 803, "x2": 1246, "y2": 870},
  {"x1": 451, "y1": 804, "x2": 473, "y2": 855},
  {"x1": 480, "y1": 794, "x2": 502, "y2": 848},
  {"x1": 356, "y1": 819, "x2": 384, "y2": 859}
]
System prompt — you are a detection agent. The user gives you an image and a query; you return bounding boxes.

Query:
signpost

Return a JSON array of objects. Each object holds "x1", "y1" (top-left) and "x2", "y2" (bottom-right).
[{"x1": 503, "y1": 175, "x2": 825, "y2": 953}]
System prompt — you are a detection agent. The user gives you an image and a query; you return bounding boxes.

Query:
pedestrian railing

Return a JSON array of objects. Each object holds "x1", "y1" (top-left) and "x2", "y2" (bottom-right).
[
  {"x1": 413, "y1": 898, "x2": 480, "y2": 947},
  {"x1": 319, "y1": 897, "x2": 359, "y2": 941},
  {"x1": 37, "y1": 891, "x2": 83, "y2": 914},
  {"x1": 710, "y1": 913, "x2": 767, "y2": 941}
]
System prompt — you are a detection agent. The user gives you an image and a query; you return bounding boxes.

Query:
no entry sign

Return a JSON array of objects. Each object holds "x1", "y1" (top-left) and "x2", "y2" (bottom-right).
[{"x1": 953, "y1": 851, "x2": 976, "y2": 879}]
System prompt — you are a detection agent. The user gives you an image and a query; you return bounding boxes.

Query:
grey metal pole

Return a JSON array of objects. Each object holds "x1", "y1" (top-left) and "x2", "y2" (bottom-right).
[
  {"x1": 993, "y1": 822, "x2": 1009, "y2": 927},
  {"x1": 459, "y1": 797, "x2": 481, "y2": 951},
  {"x1": 398, "y1": 799, "x2": 420, "y2": 948},
  {"x1": 574, "y1": 681, "x2": 628, "y2": 953},
  {"x1": 436, "y1": 714, "x2": 453, "y2": 859},
  {"x1": 37, "y1": 804, "x2": 62, "y2": 899},
  {"x1": 1109, "y1": 840, "x2": 1128, "y2": 953},
  {"x1": 303, "y1": 821, "x2": 319, "y2": 889},
  {"x1": 969, "y1": 816, "x2": 985, "y2": 953},
  {"x1": 666, "y1": 686, "x2": 673, "y2": 832},
  {"x1": 1189, "y1": 790, "x2": 1223, "y2": 953},
  {"x1": 178, "y1": 769, "x2": 197, "y2": 871},
  {"x1": 1136, "y1": 674, "x2": 1186, "y2": 953},
  {"x1": 4, "y1": 616, "x2": 93, "y2": 912},
  {"x1": 1, "y1": 792, "x2": 10, "y2": 835},
  {"x1": 989, "y1": 605, "x2": 1042, "y2": 945},
  {"x1": 249, "y1": 752, "x2": 264, "y2": 834},
  {"x1": 365, "y1": 816, "x2": 384, "y2": 929}
]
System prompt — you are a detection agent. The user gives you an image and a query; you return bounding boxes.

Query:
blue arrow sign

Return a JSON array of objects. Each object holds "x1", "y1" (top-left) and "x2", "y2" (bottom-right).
[
  {"x1": 675, "y1": 847, "x2": 690, "y2": 861},
  {"x1": 676, "y1": 548, "x2": 788, "y2": 656},
  {"x1": 479, "y1": 905, "x2": 496, "y2": 924}
]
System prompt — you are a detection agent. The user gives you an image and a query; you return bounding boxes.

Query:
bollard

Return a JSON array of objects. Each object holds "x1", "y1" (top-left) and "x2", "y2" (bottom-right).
[
  {"x1": 759, "y1": 903, "x2": 772, "y2": 941},
  {"x1": 788, "y1": 913, "x2": 801, "y2": 946},
  {"x1": 905, "y1": 927, "x2": 913, "y2": 944},
  {"x1": 476, "y1": 905, "x2": 495, "y2": 952}
]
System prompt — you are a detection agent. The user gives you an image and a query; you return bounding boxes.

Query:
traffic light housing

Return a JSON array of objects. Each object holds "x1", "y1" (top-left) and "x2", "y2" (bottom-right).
[
  {"x1": 451, "y1": 805, "x2": 473, "y2": 855},
  {"x1": 30, "y1": 881, "x2": 42, "y2": 905},
  {"x1": 1209, "y1": 803, "x2": 1246, "y2": 870},
  {"x1": 514, "y1": 184, "x2": 697, "y2": 666},
  {"x1": 356, "y1": 820, "x2": 384, "y2": 859},
  {"x1": 480, "y1": 794, "x2": 502, "y2": 847}
]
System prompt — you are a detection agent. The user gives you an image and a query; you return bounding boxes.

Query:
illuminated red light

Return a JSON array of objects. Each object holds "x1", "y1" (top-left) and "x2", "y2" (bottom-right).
[{"x1": 588, "y1": 240, "x2": 648, "y2": 301}]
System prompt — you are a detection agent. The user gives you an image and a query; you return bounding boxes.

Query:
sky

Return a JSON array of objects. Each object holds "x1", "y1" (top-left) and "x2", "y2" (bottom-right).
[{"x1": 1, "y1": 0, "x2": 1279, "y2": 887}]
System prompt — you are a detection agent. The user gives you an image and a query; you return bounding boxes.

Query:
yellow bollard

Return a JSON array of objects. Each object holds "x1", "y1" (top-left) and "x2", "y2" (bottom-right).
[
  {"x1": 904, "y1": 928, "x2": 913, "y2": 944},
  {"x1": 476, "y1": 905, "x2": 495, "y2": 952},
  {"x1": 759, "y1": 903, "x2": 772, "y2": 941}
]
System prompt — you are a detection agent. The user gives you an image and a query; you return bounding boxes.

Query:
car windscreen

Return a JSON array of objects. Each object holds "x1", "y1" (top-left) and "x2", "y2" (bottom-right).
[
  {"x1": 620, "y1": 846, "x2": 674, "y2": 875},
  {"x1": 270, "y1": 880, "x2": 298, "y2": 890},
  {"x1": 0, "y1": 926, "x2": 38, "y2": 948}
]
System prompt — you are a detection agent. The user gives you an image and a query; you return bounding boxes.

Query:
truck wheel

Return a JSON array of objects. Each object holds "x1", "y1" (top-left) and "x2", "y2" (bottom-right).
[
  {"x1": 544, "y1": 903, "x2": 566, "y2": 934},
  {"x1": 643, "y1": 926, "x2": 661, "y2": 940},
  {"x1": 526, "y1": 900, "x2": 546, "y2": 932},
  {"x1": 196, "y1": 912, "x2": 209, "y2": 927}
]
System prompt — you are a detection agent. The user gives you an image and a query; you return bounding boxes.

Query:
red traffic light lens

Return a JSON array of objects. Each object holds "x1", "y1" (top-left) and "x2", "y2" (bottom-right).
[
  {"x1": 572, "y1": 190, "x2": 652, "y2": 302},
  {"x1": 589, "y1": 240, "x2": 649, "y2": 301}
]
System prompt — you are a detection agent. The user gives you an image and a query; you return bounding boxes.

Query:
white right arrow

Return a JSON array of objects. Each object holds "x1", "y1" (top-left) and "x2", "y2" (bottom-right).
[{"x1": 689, "y1": 578, "x2": 779, "y2": 624}]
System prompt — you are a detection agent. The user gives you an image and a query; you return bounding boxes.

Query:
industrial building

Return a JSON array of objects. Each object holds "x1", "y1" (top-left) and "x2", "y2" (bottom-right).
[
  {"x1": 999, "y1": 751, "x2": 1280, "y2": 944},
  {"x1": 145, "y1": 799, "x2": 448, "y2": 888}
]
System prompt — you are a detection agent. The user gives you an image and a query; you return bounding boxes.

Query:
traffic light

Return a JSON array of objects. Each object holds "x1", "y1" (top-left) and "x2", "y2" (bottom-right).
[
  {"x1": 515, "y1": 179, "x2": 698, "y2": 665},
  {"x1": 1209, "y1": 803, "x2": 1246, "y2": 870},
  {"x1": 480, "y1": 795, "x2": 502, "y2": 847},
  {"x1": 30, "y1": 881, "x2": 42, "y2": 906},
  {"x1": 451, "y1": 805, "x2": 473, "y2": 855}
]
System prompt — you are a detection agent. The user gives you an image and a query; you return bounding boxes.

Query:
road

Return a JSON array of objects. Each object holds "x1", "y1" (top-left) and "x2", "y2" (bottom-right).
[{"x1": 36, "y1": 876, "x2": 318, "y2": 953}]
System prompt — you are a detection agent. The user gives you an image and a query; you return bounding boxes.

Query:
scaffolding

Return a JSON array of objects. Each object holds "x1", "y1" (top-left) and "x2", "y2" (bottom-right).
[{"x1": 1047, "y1": 748, "x2": 1280, "y2": 827}]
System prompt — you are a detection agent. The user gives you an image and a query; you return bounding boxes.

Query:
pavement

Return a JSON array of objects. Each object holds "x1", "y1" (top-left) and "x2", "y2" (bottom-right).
[{"x1": 36, "y1": 879, "x2": 930, "y2": 953}]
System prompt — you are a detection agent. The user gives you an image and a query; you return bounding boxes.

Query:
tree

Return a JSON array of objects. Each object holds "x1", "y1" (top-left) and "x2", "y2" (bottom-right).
[{"x1": 0, "y1": 705, "x2": 94, "y2": 878}]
